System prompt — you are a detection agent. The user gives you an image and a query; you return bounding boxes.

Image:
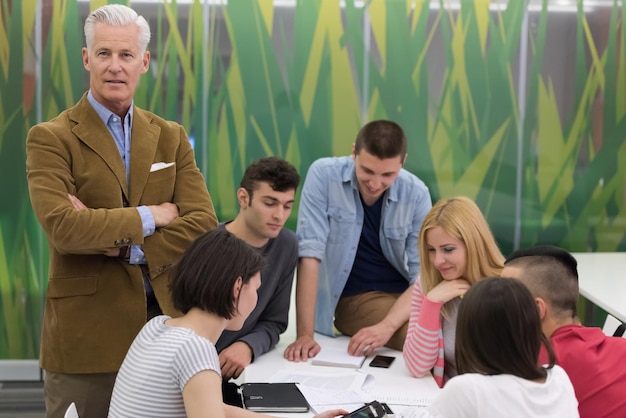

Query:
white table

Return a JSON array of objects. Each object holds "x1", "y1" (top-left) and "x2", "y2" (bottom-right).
[
  {"x1": 240, "y1": 333, "x2": 440, "y2": 417},
  {"x1": 572, "y1": 252, "x2": 626, "y2": 323}
]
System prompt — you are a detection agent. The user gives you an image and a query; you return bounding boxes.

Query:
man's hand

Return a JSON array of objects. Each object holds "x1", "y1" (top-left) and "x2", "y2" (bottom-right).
[
  {"x1": 68, "y1": 193, "x2": 87, "y2": 210},
  {"x1": 347, "y1": 322, "x2": 395, "y2": 357},
  {"x1": 148, "y1": 202, "x2": 179, "y2": 227},
  {"x1": 426, "y1": 278, "x2": 471, "y2": 304},
  {"x1": 219, "y1": 342, "x2": 252, "y2": 380},
  {"x1": 283, "y1": 335, "x2": 320, "y2": 362}
]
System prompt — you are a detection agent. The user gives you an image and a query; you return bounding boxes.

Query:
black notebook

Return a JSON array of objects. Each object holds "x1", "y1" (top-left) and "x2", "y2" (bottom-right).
[{"x1": 240, "y1": 382, "x2": 310, "y2": 413}]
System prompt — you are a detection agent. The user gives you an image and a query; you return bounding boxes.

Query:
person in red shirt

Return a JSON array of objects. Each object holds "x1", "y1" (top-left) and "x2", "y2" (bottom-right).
[{"x1": 502, "y1": 245, "x2": 626, "y2": 418}]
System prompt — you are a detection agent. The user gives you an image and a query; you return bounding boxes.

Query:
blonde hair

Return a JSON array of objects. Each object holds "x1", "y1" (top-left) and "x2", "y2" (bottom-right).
[{"x1": 419, "y1": 196, "x2": 504, "y2": 296}]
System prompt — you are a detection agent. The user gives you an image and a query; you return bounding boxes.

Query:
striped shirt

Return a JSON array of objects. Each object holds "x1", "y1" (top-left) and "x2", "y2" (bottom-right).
[
  {"x1": 403, "y1": 280, "x2": 459, "y2": 387},
  {"x1": 108, "y1": 316, "x2": 221, "y2": 418}
]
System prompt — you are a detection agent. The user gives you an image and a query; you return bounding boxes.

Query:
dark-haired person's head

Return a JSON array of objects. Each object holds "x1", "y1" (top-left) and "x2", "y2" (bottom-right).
[
  {"x1": 353, "y1": 120, "x2": 407, "y2": 161},
  {"x1": 237, "y1": 157, "x2": 300, "y2": 240},
  {"x1": 455, "y1": 277, "x2": 555, "y2": 381},
  {"x1": 351, "y1": 120, "x2": 407, "y2": 205},
  {"x1": 169, "y1": 229, "x2": 267, "y2": 323},
  {"x1": 502, "y1": 245, "x2": 579, "y2": 321},
  {"x1": 239, "y1": 157, "x2": 300, "y2": 201}
]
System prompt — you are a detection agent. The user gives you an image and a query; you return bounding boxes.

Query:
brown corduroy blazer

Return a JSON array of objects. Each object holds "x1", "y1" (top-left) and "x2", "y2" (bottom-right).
[{"x1": 26, "y1": 94, "x2": 217, "y2": 374}]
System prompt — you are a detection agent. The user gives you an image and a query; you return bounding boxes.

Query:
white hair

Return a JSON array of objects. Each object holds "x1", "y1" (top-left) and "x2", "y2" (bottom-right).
[{"x1": 84, "y1": 4, "x2": 151, "y2": 52}]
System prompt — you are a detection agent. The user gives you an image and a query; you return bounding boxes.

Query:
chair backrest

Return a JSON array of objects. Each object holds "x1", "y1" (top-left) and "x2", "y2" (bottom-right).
[
  {"x1": 64, "y1": 402, "x2": 79, "y2": 418},
  {"x1": 602, "y1": 314, "x2": 626, "y2": 337}
]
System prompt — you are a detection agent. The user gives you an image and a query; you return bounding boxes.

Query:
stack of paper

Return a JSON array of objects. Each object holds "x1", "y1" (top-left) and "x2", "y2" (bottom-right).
[
  {"x1": 311, "y1": 347, "x2": 366, "y2": 368},
  {"x1": 266, "y1": 369, "x2": 437, "y2": 414},
  {"x1": 268, "y1": 369, "x2": 373, "y2": 414}
]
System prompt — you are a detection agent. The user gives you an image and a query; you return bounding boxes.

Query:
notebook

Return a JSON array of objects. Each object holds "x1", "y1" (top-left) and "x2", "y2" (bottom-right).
[
  {"x1": 222, "y1": 380, "x2": 243, "y2": 408},
  {"x1": 240, "y1": 382, "x2": 310, "y2": 412},
  {"x1": 311, "y1": 347, "x2": 366, "y2": 368}
]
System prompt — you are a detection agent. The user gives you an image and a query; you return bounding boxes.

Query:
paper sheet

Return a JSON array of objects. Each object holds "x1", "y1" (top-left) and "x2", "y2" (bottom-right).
[
  {"x1": 267, "y1": 369, "x2": 436, "y2": 412},
  {"x1": 267, "y1": 370, "x2": 372, "y2": 411}
]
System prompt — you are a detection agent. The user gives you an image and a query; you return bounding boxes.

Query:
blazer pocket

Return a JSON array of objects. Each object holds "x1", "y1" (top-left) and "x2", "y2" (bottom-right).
[
  {"x1": 148, "y1": 163, "x2": 176, "y2": 182},
  {"x1": 145, "y1": 164, "x2": 176, "y2": 202},
  {"x1": 47, "y1": 276, "x2": 97, "y2": 298}
]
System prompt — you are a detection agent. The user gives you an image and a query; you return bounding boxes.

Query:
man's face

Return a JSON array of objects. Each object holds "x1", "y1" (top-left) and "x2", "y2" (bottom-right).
[
  {"x1": 82, "y1": 22, "x2": 149, "y2": 116},
  {"x1": 240, "y1": 181, "x2": 295, "y2": 242},
  {"x1": 352, "y1": 148, "x2": 404, "y2": 206}
]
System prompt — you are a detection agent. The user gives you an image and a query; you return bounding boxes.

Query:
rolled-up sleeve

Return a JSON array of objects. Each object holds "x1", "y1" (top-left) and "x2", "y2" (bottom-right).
[{"x1": 297, "y1": 160, "x2": 330, "y2": 261}]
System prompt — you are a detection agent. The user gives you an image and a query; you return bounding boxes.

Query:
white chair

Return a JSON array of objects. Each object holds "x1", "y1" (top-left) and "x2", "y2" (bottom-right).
[
  {"x1": 64, "y1": 402, "x2": 79, "y2": 418},
  {"x1": 602, "y1": 314, "x2": 626, "y2": 337}
]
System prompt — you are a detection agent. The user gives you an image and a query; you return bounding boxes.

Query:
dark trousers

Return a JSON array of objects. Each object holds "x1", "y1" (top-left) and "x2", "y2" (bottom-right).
[{"x1": 44, "y1": 371, "x2": 117, "y2": 418}]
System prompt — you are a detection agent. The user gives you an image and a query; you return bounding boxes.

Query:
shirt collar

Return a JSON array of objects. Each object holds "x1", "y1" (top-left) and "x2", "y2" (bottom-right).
[{"x1": 87, "y1": 90, "x2": 134, "y2": 126}]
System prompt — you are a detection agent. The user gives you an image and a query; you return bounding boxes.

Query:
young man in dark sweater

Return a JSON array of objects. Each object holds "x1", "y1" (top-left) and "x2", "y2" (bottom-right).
[{"x1": 217, "y1": 156, "x2": 300, "y2": 379}]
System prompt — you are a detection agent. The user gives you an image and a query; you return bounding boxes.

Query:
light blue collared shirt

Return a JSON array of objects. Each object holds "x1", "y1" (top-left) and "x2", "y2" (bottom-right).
[
  {"x1": 297, "y1": 156, "x2": 432, "y2": 336},
  {"x1": 87, "y1": 91, "x2": 155, "y2": 265}
]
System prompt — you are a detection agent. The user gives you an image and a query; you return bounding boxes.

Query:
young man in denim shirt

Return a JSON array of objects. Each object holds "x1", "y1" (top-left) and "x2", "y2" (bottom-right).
[{"x1": 284, "y1": 120, "x2": 432, "y2": 361}]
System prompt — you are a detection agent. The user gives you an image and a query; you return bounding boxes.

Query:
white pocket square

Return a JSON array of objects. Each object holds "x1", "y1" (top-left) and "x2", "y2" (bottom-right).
[{"x1": 150, "y1": 162, "x2": 175, "y2": 172}]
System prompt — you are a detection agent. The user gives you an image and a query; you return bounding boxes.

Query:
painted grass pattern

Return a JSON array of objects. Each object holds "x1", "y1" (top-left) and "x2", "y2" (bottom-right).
[{"x1": 0, "y1": 0, "x2": 624, "y2": 359}]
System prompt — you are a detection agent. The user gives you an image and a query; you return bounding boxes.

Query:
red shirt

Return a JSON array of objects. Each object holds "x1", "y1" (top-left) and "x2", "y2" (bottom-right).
[{"x1": 540, "y1": 325, "x2": 626, "y2": 418}]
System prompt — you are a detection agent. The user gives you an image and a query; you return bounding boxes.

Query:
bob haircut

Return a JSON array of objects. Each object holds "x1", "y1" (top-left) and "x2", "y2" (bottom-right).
[
  {"x1": 455, "y1": 277, "x2": 556, "y2": 380},
  {"x1": 240, "y1": 156, "x2": 300, "y2": 200},
  {"x1": 84, "y1": 4, "x2": 151, "y2": 53},
  {"x1": 419, "y1": 196, "x2": 504, "y2": 298},
  {"x1": 354, "y1": 120, "x2": 407, "y2": 161},
  {"x1": 504, "y1": 245, "x2": 579, "y2": 320},
  {"x1": 169, "y1": 229, "x2": 267, "y2": 319}
]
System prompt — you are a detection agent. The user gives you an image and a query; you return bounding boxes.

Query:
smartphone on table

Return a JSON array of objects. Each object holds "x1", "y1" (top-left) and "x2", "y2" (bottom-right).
[
  {"x1": 342, "y1": 401, "x2": 387, "y2": 418},
  {"x1": 369, "y1": 355, "x2": 395, "y2": 368}
]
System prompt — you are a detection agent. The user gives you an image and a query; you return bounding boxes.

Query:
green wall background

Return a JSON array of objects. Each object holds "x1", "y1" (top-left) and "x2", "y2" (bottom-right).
[{"x1": 1, "y1": 0, "x2": 625, "y2": 360}]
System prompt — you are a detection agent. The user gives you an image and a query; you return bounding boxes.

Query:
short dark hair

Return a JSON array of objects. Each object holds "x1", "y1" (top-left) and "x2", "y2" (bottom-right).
[
  {"x1": 240, "y1": 157, "x2": 300, "y2": 200},
  {"x1": 169, "y1": 229, "x2": 267, "y2": 318},
  {"x1": 504, "y1": 245, "x2": 579, "y2": 319},
  {"x1": 354, "y1": 120, "x2": 407, "y2": 160},
  {"x1": 455, "y1": 277, "x2": 555, "y2": 380},
  {"x1": 505, "y1": 245, "x2": 578, "y2": 278}
]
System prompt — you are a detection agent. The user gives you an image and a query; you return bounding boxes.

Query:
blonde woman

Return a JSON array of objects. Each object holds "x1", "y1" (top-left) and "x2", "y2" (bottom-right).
[{"x1": 403, "y1": 196, "x2": 504, "y2": 387}]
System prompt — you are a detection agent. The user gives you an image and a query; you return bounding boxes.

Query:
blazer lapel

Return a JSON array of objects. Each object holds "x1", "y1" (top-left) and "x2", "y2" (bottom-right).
[
  {"x1": 71, "y1": 96, "x2": 129, "y2": 198},
  {"x1": 129, "y1": 107, "x2": 160, "y2": 207}
]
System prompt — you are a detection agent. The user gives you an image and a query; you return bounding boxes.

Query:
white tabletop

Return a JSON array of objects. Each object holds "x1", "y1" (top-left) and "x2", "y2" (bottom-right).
[
  {"x1": 572, "y1": 252, "x2": 626, "y2": 323},
  {"x1": 239, "y1": 333, "x2": 439, "y2": 418}
]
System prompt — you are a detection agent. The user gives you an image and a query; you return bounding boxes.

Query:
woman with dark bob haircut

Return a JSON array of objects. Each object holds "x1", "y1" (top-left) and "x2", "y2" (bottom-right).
[
  {"x1": 109, "y1": 229, "x2": 347, "y2": 418},
  {"x1": 418, "y1": 278, "x2": 579, "y2": 418}
]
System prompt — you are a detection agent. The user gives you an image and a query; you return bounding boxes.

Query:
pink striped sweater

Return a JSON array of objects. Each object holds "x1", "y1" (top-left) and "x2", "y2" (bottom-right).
[{"x1": 402, "y1": 279, "x2": 446, "y2": 387}]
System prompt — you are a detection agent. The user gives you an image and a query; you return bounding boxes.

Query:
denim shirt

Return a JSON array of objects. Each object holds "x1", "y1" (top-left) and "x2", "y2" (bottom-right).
[{"x1": 297, "y1": 156, "x2": 432, "y2": 336}]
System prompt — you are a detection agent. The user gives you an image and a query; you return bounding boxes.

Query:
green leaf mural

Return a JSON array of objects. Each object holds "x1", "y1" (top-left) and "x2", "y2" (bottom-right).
[{"x1": 1, "y1": 0, "x2": 624, "y2": 361}]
